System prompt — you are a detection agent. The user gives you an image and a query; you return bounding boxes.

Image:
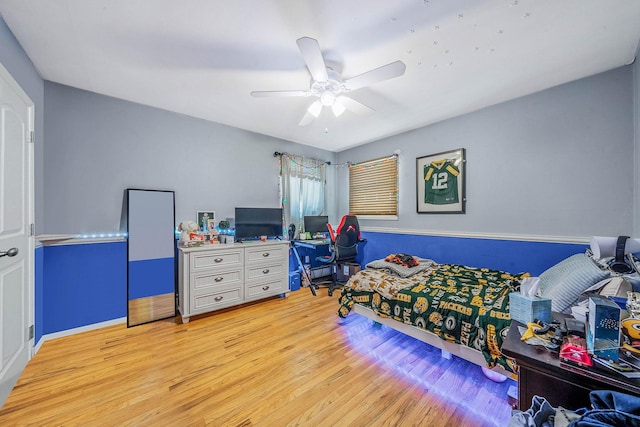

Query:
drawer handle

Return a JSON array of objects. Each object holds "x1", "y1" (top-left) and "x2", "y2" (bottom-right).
[
  {"x1": 214, "y1": 277, "x2": 224, "y2": 282},
  {"x1": 262, "y1": 269, "x2": 270, "y2": 274},
  {"x1": 214, "y1": 258, "x2": 224, "y2": 263},
  {"x1": 262, "y1": 285, "x2": 270, "y2": 291},
  {"x1": 262, "y1": 253, "x2": 270, "y2": 257},
  {"x1": 214, "y1": 296, "x2": 223, "y2": 302}
]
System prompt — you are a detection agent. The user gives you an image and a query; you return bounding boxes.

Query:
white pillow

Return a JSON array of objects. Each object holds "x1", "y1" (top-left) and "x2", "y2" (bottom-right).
[{"x1": 538, "y1": 253, "x2": 611, "y2": 313}]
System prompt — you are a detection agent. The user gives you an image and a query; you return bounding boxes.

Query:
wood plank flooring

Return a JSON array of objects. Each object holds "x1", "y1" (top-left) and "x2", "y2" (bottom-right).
[{"x1": 0, "y1": 287, "x2": 515, "y2": 426}]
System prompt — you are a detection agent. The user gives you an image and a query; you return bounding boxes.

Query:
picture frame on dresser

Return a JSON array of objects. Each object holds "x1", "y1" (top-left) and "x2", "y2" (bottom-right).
[
  {"x1": 196, "y1": 211, "x2": 215, "y2": 231},
  {"x1": 416, "y1": 148, "x2": 466, "y2": 214}
]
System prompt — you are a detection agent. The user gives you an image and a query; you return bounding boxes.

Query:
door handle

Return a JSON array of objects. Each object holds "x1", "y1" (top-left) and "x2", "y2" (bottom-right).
[{"x1": 0, "y1": 247, "x2": 18, "y2": 258}]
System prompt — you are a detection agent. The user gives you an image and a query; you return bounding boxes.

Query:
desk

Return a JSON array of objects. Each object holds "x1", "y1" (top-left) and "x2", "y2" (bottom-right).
[
  {"x1": 502, "y1": 317, "x2": 640, "y2": 410},
  {"x1": 290, "y1": 239, "x2": 331, "y2": 296},
  {"x1": 292, "y1": 238, "x2": 330, "y2": 250}
]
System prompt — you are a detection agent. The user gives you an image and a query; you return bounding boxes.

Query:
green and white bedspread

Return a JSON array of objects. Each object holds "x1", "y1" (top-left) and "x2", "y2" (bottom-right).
[{"x1": 338, "y1": 262, "x2": 530, "y2": 372}]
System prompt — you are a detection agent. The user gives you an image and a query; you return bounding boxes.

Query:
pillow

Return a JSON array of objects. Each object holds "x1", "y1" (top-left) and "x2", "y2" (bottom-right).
[{"x1": 538, "y1": 253, "x2": 611, "y2": 313}]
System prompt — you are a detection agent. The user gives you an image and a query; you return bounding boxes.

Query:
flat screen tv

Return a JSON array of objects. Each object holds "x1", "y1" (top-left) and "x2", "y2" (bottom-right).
[{"x1": 234, "y1": 207, "x2": 283, "y2": 241}]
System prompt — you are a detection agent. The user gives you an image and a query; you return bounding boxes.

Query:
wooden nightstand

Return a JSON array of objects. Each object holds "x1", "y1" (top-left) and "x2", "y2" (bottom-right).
[{"x1": 502, "y1": 317, "x2": 640, "y2": 410}]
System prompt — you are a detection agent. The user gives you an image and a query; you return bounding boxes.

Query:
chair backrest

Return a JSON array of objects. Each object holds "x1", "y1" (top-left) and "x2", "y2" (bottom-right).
[{"x1": 332, "y1": 215, "x2": 360, "y2": 261}]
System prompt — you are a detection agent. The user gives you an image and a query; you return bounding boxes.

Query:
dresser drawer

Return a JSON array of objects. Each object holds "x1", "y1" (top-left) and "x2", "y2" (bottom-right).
[
  {"x1": 190, "y1": 249, "x2": 243, "y2": 271},
  {"x1": 245, "y1": 262, "x2": 285, "y2": 282},
  {"x1": 191, "y1": 287, "x2": 243, "y2": 312},
  {"x1": 191, "y1": 268, "x2": 242, "y2": 291},
  {"x1": 245, "y1": 245, "x2": 285, "y2": 265},
  {"x1": 245, "y1": 278, "x2": 287, "y2": 300}
]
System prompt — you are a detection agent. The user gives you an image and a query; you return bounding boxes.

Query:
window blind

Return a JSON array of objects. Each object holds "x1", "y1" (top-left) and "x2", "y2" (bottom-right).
[{"x1": 349, "y1": 155, "x2": 398, "y2": 216}]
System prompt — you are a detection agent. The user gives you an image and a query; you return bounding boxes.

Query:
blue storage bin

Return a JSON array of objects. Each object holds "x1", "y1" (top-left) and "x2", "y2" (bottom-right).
[{"x1": 289, "y1": 271, "x2": 301, "y2": 291}]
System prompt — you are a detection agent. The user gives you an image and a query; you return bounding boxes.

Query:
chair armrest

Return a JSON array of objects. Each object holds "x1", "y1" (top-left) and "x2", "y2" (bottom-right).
[{"x1": 326, "y1": 223, "x2": 336, "y2": 242}]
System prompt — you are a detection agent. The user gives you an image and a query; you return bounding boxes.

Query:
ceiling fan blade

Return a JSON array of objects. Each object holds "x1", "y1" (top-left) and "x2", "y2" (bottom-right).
[
  {"x1": 298, "y1": 111, "x2": 316, "y2": 126},
  {"x1": 251, "y1": 90, "x2": 308, "y2": 98},
  {"x1": 337, "y1": 96, "x2": 374, "y2": 116},
  {"x1": 299, "y1": 100, "x2": 323, "y2": 126},
  {"x1": 331, "y1": 100, "x2": 346, "y2": 117},
  {"x1": 343, "y1": 60, "x2": 406, "y2": 91},
  {"x1": 296, "y1": 37, "x2": 329, "y2": 82}
]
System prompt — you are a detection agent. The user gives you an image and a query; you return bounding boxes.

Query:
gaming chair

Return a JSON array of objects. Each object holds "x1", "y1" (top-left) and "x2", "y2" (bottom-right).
[{"x1": 316, "y1": 214, "x2": 361, "y2": 296}]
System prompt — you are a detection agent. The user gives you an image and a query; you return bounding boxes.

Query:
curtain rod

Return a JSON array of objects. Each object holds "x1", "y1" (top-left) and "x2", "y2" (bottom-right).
[{"x1": 273, "y1": 151, "x2": 331, "y2": 165}]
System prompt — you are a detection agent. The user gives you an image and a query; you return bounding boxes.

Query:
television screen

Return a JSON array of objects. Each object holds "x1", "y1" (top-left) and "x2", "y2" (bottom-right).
[
  {"x1": 234, "y1": 207, "x2": 283, "y2": 241},
  {"x1": 303, "y1": 215, "x2": 328, "y2": 235}
]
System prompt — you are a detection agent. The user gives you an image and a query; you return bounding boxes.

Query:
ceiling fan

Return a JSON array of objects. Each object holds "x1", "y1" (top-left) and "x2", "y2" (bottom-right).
[{"x1": 251, "y1": 37, "x2": 406, "y2": 126}]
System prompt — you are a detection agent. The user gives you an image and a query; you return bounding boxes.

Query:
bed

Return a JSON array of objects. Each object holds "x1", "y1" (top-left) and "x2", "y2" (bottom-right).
[
  {"x1": 337, "y1": 250, "x2": 623, "y2": 377},
  {"x1": 337, "y1": 255, "x2": 531, "y2": 376}
]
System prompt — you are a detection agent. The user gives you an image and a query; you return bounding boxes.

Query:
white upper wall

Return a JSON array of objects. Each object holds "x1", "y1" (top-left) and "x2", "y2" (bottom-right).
[
  {"x1": 43, "y1": 82, "x2": 336, "y2": 234},
  {"x1": 337, "y1": 66, "x2": 635, "y2": 241}
]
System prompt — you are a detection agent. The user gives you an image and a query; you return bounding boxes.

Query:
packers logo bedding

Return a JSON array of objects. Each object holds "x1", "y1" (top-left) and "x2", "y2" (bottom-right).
[{"x1": 338, "y1": 262, "x2": 530, "y2": 372}]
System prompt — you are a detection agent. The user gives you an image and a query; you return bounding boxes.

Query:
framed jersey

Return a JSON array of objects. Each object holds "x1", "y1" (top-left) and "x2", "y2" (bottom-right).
[{"x1": 416, "y1": 148, "x2": 466, "y2": 213}]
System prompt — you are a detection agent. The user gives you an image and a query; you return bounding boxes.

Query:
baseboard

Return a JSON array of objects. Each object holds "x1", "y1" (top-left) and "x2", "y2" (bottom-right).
[{"x1": 34, "y1": 317, "x2": 127, "y2": 353}]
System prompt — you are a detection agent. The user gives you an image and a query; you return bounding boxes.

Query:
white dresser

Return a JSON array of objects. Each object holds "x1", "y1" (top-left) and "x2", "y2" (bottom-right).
[{"x1": 177, "y1": 240, "x2": 290, "y2": 323}]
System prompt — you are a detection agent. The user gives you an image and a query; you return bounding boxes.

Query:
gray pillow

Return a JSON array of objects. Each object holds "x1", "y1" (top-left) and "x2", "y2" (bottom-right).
[{"x1": 538, "y1": 253, "x2": 611, "y2": 313}]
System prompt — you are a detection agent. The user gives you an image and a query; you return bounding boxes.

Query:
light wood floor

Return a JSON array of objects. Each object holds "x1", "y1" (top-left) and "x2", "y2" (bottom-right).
[{"x1": 0, "y1": 287, "x2": 514, "y2": 426}]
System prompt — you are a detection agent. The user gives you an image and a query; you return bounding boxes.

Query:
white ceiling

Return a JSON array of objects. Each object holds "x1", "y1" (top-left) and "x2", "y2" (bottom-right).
[{"x1": 1, "y1": 0, "x2": 640, "y2": 152}]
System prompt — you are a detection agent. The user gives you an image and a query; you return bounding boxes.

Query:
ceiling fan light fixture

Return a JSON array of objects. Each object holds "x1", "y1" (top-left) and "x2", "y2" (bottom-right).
[
  {"x1": 331, "y1": 101, "x2": 346, "y2": 117},
  {"x1": 308, "y1": 100, "x2": 322, "y2": 118},
  {"x1": 320, "y1": 91, "x2": 335, "y2": 106}
]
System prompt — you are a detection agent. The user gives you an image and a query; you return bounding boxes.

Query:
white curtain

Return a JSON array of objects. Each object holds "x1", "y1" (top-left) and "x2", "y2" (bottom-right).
[{"x1": 280, "y1": 154, "x2": 326, "y2": 238}]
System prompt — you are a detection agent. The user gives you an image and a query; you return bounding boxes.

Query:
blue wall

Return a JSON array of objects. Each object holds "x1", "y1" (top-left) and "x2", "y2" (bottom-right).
[
  {"x1": 357, "y1": 232, "x2": 587, "y2": 276},
  {"x1": 286, "y1": 231, "x2": 586, "y2": 288},
  {"x1": 41, "y1": 242, "x2": 127, "y2": 335},
  {"x1": 128, "y1": 258, "x2": 175, "y2": 299},
  {"x1": 34, "y1": 247, "x2": 44, "y2": 344}
]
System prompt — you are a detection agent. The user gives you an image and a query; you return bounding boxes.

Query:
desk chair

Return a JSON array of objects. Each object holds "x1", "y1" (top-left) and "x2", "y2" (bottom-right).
[{"x1": 316, "y1": 214, "x2": 361, "y2": 296}]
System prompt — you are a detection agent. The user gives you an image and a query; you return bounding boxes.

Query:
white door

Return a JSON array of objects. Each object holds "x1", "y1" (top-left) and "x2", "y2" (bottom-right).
[{"x1": 0, "y1": 62, "x2": 34, "y2": 407}]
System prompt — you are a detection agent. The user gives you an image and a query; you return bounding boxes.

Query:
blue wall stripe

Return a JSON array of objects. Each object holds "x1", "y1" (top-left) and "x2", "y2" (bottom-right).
[
  {"x1": 42, "y1": 242, "x2": 127, "y2": 334},
  {"x1": 128, "y1": 257, "x2": 175, "y2": 299},
  {"x1": 358, "y1": 232, "x2": 587, "y2": 276},
  {"x1": 34, "y1": 246, "x2": 44, "y2": 344},
  {"x1": 35, "y1": 233, "x2": 588, "y2": 337}
]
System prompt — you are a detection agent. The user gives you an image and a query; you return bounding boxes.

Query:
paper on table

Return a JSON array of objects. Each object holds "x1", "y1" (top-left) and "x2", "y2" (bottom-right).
[{"x1": 520, "y1": 277, "x2": 540, "y2": 297}]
